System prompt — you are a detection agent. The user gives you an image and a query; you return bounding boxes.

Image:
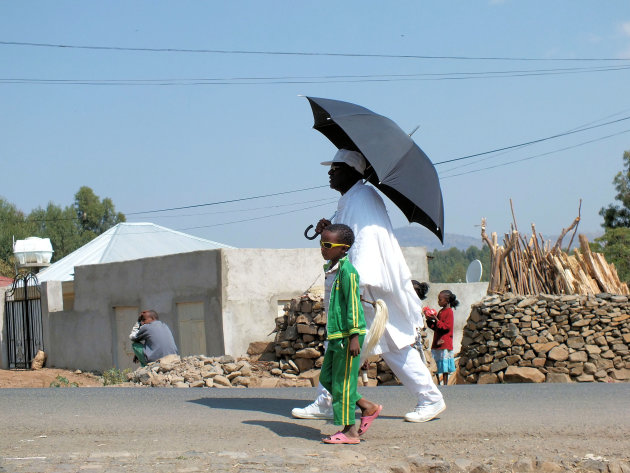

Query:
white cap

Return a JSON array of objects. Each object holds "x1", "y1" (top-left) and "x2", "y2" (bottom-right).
[{"x1": 321, "y1": 149, "x2": 366, "y2": 175}]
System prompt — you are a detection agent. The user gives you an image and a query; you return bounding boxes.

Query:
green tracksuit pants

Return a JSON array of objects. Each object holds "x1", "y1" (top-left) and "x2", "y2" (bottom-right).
[
  {"x1": 132, "y1": 342, "x2": 148, "y2": 367},
  {"x1": 319, "y1": 335, "x2": 365, "y2": 426}
]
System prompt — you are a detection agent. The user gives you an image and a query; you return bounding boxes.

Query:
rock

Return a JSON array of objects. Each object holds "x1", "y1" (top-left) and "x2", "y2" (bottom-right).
[
  {"x1": 609, "y1": 461, "x2": 630, "y2": 473},
  {"x1": 247, "y1": 341, "x2": 273, "y2": 355},
  {"x1": 293, "y1": 357, "x2": 314, "y2": 372},
  {"x1": 158, "y1": 354, "x2": 181, "y2": 366},
  {"x1": 545, "y1": 372, "x2": 572, "y2": 383},
  {"x1": 249, "y1": 377, "x2": 279, "y2": 388},
  {"x1": 296, "y1": 323, "x2": 318, "y2": 335},
  {"x1": 213, "y1": 375, "x2": 231, "y2": 387},
  {"x1": 477, "y1": 373, "x2": 498, "y2": 384},
  {"x1": 568, "y1": 351, "x2": 588, "y2": 362},
  {"x1": 611, "y1": 368, "x2": 630, "y2": 380},
  {"x1": 294, "y1": 347, "x2": 321, "y2": 359},
  {"x1": 226, "y1": 371, "x2": 242, "y2": 381},
  {"x1": 585, "y1": 345, "x2": 602, "y2": 355},
  {"x1": 532, "y1": 341, "x2": 559, "y2": 354},
  {"x1": 231, "y1": 376, "x2": 251, "y2": 386},
  {"x1": 576, "y1": 458, "x2": 608, "y2": 472},
  {"x1": 548, "y1": 346, "x2": 569, "y2": 361},
  {"x1": 512, "y1": 457, "x2": 534, "y2": 472},
  {"x1": 297, "y1": 369, "x2": 320, "y2": 387},
  {"x1": 536, "y1": 461, "x2": 564, "y2": 472},
  {"x1": 222, "y1": 363, "x2": 239, "y2": 374},
  {"x1": 490, "y1": 359, "x2": 508, "y2": 372},
  {"x1": 575, "y1": 373, "x2": 595, "y2": 382},
  {"x1": 567, "y1": 336, "x2": 585, "y2": 349},
  {"x1": 504, "y1": 366, "x2": 545, "y2": 383},
  {"x1": 406, "y1": 455, "x2": 450, "y2": 472},
  {"x1": 452, "y1": 458, "x2": 474, "y2": 472}
]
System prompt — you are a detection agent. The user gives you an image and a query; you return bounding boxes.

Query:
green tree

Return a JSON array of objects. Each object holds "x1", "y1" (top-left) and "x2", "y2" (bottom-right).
[
  {"x1": 29, "y1": 203, "x2": 83, "y2": 262},
  {"x1": 74, "y1": 186, "x2": 126, "y2": 238},
  {"x1": 428, "y1": 245, "x2": 491, "y2": 283},
  {"x1": 0, "y1": 198, "x2": 35, "y2": 275},
  {"x1": 0, "y1": 187, "x2": 126, "y2": 275},
  {"x1": 599, "y1": 150, "x2": 630, "y2": 228},
  {"x1": 591, "y1": 228, "x2": 630, "y2": 283}
]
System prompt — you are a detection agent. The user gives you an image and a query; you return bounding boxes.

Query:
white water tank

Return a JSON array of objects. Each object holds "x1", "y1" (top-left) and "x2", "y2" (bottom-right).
[{"x1": 13, "y1": 237, "x2": 54, "y2": 266}]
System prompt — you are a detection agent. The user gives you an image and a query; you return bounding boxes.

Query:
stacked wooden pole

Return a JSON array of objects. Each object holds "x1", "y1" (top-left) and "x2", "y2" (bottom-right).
[{"x1": 481, "y1": 215, "x2": 629, "y2": 296}]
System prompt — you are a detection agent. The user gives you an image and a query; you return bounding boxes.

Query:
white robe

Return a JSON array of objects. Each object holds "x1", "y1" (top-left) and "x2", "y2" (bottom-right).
[{"x1": 333, "y1": 181, "x2": 423, "y2": 354}]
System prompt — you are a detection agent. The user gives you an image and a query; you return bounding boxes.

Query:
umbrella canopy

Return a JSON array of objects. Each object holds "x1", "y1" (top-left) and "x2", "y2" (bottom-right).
[{"x1": 306, "y1": 96, "x2": 444, "y2": 243}]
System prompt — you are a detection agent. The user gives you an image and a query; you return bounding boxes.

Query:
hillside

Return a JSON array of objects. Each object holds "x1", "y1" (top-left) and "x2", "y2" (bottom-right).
[
  {"x1": 394, "y1": 226, "x2": 603, "y2": 251},
  {"x1": 394, "y1": 227, "x2": 481, "y2": 251}
]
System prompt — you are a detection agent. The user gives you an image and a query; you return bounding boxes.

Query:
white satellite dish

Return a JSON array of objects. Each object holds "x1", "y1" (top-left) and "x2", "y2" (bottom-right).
[{"x1": 466, "y1": 259, "x2": 483, "y2": 283}]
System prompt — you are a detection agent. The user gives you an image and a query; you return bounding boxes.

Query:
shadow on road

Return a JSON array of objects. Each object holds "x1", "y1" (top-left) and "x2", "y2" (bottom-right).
[
  {"x1": 242, "y1": 420, "x2": 324, "y2": 440},
  {"x1": 189, "y1": 397, "x2": 305, "y2": 415},
  {"x1": 188, "y1": 397, "x2": 399, "y2": 420}
]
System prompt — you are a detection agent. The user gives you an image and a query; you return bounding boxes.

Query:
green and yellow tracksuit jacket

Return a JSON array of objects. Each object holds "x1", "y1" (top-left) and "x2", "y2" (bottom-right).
[{"x1": 326, "y1": 256, "x2": 366, "y2": 349}]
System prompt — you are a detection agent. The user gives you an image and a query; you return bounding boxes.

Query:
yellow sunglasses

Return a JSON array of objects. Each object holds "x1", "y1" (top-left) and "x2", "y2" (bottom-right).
[{"x1": 320, "y1": 241, "x2": 350, "y2": 249}]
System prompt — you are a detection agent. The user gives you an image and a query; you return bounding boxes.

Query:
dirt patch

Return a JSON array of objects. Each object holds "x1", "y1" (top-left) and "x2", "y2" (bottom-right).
[{"x1": 0, "y1": 368, "x2": 104, "y2": 388}]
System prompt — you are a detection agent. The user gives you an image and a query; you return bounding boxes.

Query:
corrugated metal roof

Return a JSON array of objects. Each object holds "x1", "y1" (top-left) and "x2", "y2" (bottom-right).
[{"x1": 37, "y1": 222, "x2": 233, "y2": 282}]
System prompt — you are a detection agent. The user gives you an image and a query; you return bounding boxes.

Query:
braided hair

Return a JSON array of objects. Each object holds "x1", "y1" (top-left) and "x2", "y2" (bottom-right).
[{"x1": 439, "y1": 290, "x2": 459, "y2": 309}]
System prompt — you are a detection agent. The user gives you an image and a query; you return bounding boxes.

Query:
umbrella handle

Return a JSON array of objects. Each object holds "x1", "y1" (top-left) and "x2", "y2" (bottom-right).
[{"x1": 303, "y1": 224, "x2": 319, "y2": 240}]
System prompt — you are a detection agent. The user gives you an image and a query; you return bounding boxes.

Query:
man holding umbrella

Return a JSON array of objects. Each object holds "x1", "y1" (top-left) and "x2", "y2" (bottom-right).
[{"x1": 292, "y1": 148, "x2": 445, "y2": 423}]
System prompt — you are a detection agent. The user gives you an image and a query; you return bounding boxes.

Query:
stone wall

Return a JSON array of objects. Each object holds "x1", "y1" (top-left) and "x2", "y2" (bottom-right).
[
  {"x1": 459, "y1": 293, "x2": 630, "y2": 383},
  {"x1": 270, "y1": 293, "x2": 433, "y2": 385}
]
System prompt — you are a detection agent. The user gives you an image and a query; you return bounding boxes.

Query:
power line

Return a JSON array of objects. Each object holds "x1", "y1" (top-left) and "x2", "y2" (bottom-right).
[
  {"x1": 433, "y1": 114, "x2": 630, "y2": 165},
  {"x1": 177, "y1": 201, "x2": 335, "y2": 231},
  {"x1": 2, "y1": 40, "x2": 630, "y2": 62},
  {"x1": 2, "y1": 64, "x2": 630, "y2": 86},
  {"x1": 125, "y1": 185, "x2": 328, "y2": 215},
  {"x1": 439, "y1": 106, "x2": 630, "y2": 174},
  {"x1": 145, "y1": 197, "x2": 337, "y2": 218},
  {"x1": 440, "y1": 128, "x2": 630, "y2": 179}
]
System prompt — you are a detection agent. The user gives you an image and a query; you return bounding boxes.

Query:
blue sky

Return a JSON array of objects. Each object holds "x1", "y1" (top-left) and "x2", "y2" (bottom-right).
[{"x1": 2, "y1": 2, "x2": 630, "y2": 249}]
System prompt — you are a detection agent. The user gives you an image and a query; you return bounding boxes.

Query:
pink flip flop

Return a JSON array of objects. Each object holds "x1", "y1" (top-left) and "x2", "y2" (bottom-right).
[
  {"x1": 322, "y1": 431, "x2": 361, "y2": 445},
  {"x1": 358, "y1": 404, "x2": 383, "y2": 436}
]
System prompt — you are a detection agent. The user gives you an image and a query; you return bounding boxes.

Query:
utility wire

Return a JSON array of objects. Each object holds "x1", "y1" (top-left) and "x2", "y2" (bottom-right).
[
  {"x1": 440, "y1": 128, "x2": 630, "y2": 179},
  {"x1": 146, "y1": 197, "x2": 337, "y2": 218},
  {"x1": 434, "y1": 114, "x2": 630, "y2": 165},
  {"x1": 440, "y1": 106, "x2": 630, "y2": 173},
  {"x1": 2, "y1": 64, "x2": 630, "y2": 86},
  {"x1": 126, "y1": 185, "x2": 328, "y2": 215},
  {"x1": 2, "y1": 40, "x2": 629, "y2": 62},
  {"x1": 4, "y1": 109, "x2": 628, "y2": 225},
  {"x1": 178, "y1": 201, "x2": 335, "y2": 231}
]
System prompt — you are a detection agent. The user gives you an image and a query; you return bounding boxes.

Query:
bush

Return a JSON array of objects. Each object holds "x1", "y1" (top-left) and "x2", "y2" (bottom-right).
[
  {"x1": 49, "y1": 375, "x2": 78, "y2": 388},
  {"x1": 102, "y1": 368, "x2": 131, "y2": 386}
]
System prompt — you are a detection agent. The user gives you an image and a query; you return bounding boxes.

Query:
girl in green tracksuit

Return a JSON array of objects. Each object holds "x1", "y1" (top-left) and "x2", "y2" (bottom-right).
[{"x1": 318, "y1": 224, "x2": 382, "y2": 445}]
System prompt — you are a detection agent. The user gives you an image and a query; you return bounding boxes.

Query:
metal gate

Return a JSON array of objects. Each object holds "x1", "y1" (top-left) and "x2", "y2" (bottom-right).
[{"x1": 4, "y1": 272, "x2": 44, "y2": 369}]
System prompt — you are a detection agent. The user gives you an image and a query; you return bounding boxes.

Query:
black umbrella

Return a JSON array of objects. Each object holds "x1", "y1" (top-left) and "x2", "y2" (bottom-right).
[{"x1": 305, "y1": 96, "x2": 444, "y2": 243}]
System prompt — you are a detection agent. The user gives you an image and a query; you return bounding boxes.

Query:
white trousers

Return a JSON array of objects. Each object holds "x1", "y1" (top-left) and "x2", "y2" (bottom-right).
[{"x1": 314, "y1": 344, "x2": 443, "y2": 408}]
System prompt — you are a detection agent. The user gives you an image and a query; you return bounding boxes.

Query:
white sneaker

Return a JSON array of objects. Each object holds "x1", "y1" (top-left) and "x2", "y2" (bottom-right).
[
  {"x1": 291, "y1": 402, "x2": 333, "y2": 419},
  {"x1": 404, "y1": 399, "x2": 446, "y2": 423}
]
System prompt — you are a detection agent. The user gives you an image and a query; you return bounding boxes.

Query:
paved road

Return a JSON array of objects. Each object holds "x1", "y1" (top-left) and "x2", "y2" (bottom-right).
[{"x1": 1, "y1": 384, "x2": 629, "y2": 472}]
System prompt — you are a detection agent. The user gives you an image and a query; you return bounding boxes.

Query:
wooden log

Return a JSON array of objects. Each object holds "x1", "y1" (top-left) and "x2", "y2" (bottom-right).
[
  {"x1": 566, "y1": 254, "x2": 595, "y2": 295},
  {"x1": 578, "y1": 234, "x2": 611, "y2": 293}
]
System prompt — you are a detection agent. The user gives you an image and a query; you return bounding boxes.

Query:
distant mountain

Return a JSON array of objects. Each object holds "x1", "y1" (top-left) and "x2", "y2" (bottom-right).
[
  {"x1": 394, "y1": 227, "x2": 481, "y2": 251},
  {"x1": 394, "y1": 226, "x2": 604, "y2": 252}
]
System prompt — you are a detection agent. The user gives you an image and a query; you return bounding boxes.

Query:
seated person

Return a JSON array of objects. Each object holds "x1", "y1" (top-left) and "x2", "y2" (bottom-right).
[{"x1": 130, "y1": 310, "x2": 179, "y2": 366}]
